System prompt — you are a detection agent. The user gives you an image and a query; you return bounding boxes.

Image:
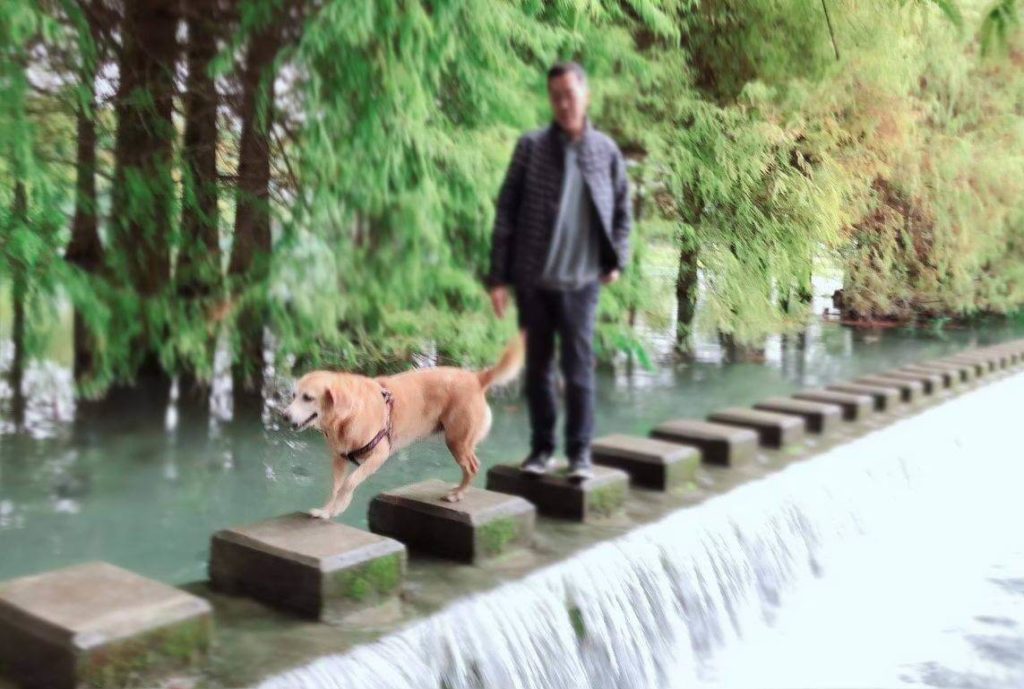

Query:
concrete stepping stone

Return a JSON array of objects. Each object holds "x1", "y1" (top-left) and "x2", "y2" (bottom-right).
[
  {"x1": 920, "y1": 360, "x2": 975, "y2": 383},
  {"x1": 880, "y1": 369, "x2": 944, "y2": 395},
  {"x1": 792, "y1": 389, "x2": 873, "y2": 421},
  {"x1": 855, "y1": 374, "x2": 924, "y2": 402},
  {"x1": 0, "y1": 561, "x2": 211, "y2": 689},
  {"x1": 981, "y1": 350, "x2": 1011, "y2": 368},
  {"x1": 826, "y1": 382, "x2": 901, "y2": 411},
  {"x1": 368, "y1": 479, "x2": 535, "y2": 563},
  {"x1": 649, "y1": 419, "x2": 758, "y2": 466},
  {"x1": 900, "y1": 365, "x2": 959, "y2": 389},
  {"x1": 970, "y1": 349, "x2": 1010, "y2": 368},
  {"x1": 706, "y1": 407, "x2": 806, "y2": 448},
  {"x1": 941, "y1": 356, "x2": 989, "y2": 376},
  {"x1": 591, "y1": 434, "x2": 699, "y2": 490},
  {"x1": 486, "y1": 462, "x2": 629, "y2": 521},
  {"x1": 752, "y1": 397, "x2": 842, "y2": 434},
  {"x1": 209, "y1": 512, "x2": 405, "y2": 620}
]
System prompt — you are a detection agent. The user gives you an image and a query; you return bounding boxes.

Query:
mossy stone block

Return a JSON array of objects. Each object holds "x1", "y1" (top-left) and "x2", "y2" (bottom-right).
[
  {"x1": 706, "y1": 407, "x2": 806, "y2": 448},
  {"x1": 883, "y1": 369, "x2": 945, "y2": 394},
  {"x1": 920, "y1": 360, "x2": 975, "y2": 383},
  {"x1": 591, "y1": 434, "x2": 699, "y2": 490},
  {"x1": 649, "y1": 419, "x2": 758, "y2": 466},
  {"x1": 826, "y1": 382, "x2": 902, "y2": 412},
  {"x1": 485, "y1": 463, "x2": 629, "y2": 521},
  {"x1": 752, "y1": 397, "x2": 842, "y2": 435},
  {"x1": 792, "y1": 389, "x2": 874, "y2": 421},
  {"x1": 368, "y1": 479, "x2": 535, "y2": 563},
  {"x1": 0, "y1": 561, "x2": 211, "y2": 689},
  {"x1": 855, "y1": 375, "x2": 924, "y2": 403},
  {"x1": 209, "y1": 512, "x2": 406, "y2": 619}
]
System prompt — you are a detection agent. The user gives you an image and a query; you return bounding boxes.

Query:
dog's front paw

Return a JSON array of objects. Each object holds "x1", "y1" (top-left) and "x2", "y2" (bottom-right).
[
  {"x1": 442, "y1": 491, "x2": 463, "y2": 503},
  {"x1": 308, "y1": 507, "x2": 331, "y2": 520}
]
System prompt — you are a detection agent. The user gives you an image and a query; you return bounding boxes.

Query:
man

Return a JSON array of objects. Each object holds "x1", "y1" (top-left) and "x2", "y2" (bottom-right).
[{"x1": 485, "y1": 61, "x2": 633, "y2": 481}]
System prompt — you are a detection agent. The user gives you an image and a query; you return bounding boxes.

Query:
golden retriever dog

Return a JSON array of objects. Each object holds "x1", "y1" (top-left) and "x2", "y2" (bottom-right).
[{"x1": 281, "y1": 333, "x2": 525, "y2": 519}]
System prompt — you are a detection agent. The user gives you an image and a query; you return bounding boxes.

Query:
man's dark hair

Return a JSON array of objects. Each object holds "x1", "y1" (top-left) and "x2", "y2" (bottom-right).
[{"x1": 547, "y1": 61, "x2": 587, "y2": 86}]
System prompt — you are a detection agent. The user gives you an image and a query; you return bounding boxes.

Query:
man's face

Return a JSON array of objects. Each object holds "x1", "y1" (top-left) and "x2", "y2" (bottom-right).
[{"x1": 547, "y1": 71, "x2": 589, "y2": 135}]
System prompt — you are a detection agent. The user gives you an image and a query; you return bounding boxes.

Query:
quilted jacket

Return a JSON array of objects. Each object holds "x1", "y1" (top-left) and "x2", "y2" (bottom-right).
[{"x1": 486, "y1": 118, "x2": 632, "y2": 289}]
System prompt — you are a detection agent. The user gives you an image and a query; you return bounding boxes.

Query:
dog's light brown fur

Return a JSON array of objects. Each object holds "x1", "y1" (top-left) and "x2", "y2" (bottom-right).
[{"x1": 282, "y1": 332, "x2": 525, "y2": 519}]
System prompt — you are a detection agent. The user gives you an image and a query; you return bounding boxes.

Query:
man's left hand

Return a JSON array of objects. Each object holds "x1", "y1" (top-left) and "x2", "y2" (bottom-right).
[{"x1": 600, "y1": 269, "x2": 620, "y2": 285}]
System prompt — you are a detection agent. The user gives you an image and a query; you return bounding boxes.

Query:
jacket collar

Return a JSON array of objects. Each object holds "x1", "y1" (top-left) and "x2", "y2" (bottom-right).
[{"x1": 548, "y1": 115, "x2": 594, "y2": 154}]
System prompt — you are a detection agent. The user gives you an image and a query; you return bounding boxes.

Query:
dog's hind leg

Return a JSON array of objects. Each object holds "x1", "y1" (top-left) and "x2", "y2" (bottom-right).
[
  {"x1": 442, "y1": 437, "x2": 480, "y2": 503},
  {"x1": 440, "y1": 395, "x2": 490, "y2": 503}
]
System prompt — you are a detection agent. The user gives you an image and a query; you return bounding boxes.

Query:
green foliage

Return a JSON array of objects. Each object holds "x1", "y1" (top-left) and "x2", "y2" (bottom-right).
[
  {"x1": 276, "y1": 0, "x2": 672, "y2": 372},
  {"x1": 3, "y1": 0, "x2": 1024, "y2": 397}
]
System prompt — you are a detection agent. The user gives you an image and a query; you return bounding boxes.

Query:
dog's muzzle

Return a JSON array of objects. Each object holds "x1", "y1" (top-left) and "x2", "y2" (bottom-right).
[{"x1": 292, "y1": 411, "x2": 318, "y2": 431}]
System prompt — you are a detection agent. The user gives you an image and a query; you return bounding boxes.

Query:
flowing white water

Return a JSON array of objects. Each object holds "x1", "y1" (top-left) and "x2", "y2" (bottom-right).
[{"x1": 257, "y1": 372, "x2": 1024, "y2": 689}]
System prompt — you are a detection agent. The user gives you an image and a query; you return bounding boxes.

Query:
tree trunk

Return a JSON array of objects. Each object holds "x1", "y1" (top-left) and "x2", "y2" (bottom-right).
[
  {"x1": 177, "y1": 0, "x2": 224, "y2": 419},
  {"x1": 65, "y1": 77, "x2": 104, "y2": 386},
  {"x1": 10, "y1": 181, "x2": 28, "y2": 431},
  {"x1": 110, "y1": 0, "x2": 179, "y2": 381},
  {"x1": 228, "y1": 15, "x2": 282, "y2": 405},
  {"x1": 719, "y1": 332, "x2": 765, "y2": 363},
  {"x1": 179, "y1": 0, "x2": 221, "y2": 300},
  {"x1": 675, "y1": 242, "x2": 699, "y2": 357}
]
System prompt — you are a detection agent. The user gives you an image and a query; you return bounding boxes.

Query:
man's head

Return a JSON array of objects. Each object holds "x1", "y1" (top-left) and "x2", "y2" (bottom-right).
[{"x1": 547, "y1": 61, "x2": 589, "y2": 139}]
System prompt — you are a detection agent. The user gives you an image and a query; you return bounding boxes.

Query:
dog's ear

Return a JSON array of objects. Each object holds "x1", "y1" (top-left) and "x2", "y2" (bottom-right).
[{"x1": 321, "y1": 376, "x2": 350, "y2": 417}]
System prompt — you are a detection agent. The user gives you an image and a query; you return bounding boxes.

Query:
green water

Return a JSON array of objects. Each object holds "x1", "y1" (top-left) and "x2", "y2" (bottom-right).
[{"x1": 1, "y1": 319, "x2": 1022, "y2": 586}]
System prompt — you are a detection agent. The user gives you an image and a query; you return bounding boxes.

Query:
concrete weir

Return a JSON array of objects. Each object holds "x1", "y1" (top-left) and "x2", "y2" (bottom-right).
[
  {"x1": 0, "y1": 562, "x2": 211, "y2": 689},
  {"x1": 590, "y1": 434, "x2": 700, "y2": 491},
  {"x1": 251, "y1": 343, "x2": 1024, "y2": 689},
  {"x1": 1, "y1": 339, "x2": 1023, "y2": 689},
  {"x1": 209, "y1": 513, "x2": 406, "y2": 621}
]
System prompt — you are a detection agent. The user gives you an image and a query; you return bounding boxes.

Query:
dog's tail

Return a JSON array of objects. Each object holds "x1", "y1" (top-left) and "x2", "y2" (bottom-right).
[{"x1": 477, "y1": 331, "x2": 526, "y2": 392}]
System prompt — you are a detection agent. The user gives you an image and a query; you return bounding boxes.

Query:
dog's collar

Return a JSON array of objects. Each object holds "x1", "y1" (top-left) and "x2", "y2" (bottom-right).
[{"x1": 341, "y1": 384, "x2": 394, "y2": 468}]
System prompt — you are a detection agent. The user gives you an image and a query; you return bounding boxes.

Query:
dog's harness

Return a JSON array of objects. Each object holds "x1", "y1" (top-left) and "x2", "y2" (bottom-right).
[{"x1": 340, "y1": 384, "x2": 395, "y2": 468}]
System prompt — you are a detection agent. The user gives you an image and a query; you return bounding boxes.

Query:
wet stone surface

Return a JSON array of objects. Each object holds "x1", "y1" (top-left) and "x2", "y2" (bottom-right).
[
  {"x1": 649, "y1": 419, "x2": 759, "y2": 466},
  {"x1": 209, "y1": 512, "x2": 406, "y2": 621},
  {"x1": 706, "y1": 407, "x2": 806, "y2": 449},
  {"x1": 486, "y1": 462, "x2": 630, "y2": 521},
  {"x1": 591, "y1": 434, "x2": 700, "y2": 490},
  {"x1": 368, "y1": 479, "x2": 535, "y2": 564},
  {"x1": 0, "y1": 561, "x2": 211, "y2": 689}
]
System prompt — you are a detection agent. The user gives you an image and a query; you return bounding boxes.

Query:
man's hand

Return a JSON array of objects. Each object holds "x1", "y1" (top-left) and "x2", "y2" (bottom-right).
[
  {"x1": 490, "y1": 286, "x2": 509, "y2": 319},
  {"x1": 600, "y1": 269, "x2": 621, "y2": 286}
]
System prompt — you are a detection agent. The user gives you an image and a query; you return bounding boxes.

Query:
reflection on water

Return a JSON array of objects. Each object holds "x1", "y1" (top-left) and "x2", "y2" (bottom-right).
[{"x1": 1, "y1": 305, "x2": 1023, "y2": 585}]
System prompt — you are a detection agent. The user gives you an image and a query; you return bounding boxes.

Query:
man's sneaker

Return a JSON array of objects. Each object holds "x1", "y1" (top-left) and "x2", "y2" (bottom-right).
[
  {"x1": 520, "y1": 449, "x2": 553, "y2": 475},
  {"x1": 567, "y1": 449, "x2": 595, "y2": 482}
]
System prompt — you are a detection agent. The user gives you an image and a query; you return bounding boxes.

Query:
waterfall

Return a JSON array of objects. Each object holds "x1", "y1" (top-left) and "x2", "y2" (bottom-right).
[{"x1": 257, "y1": 372, "x2": 1024, "y2": 689}]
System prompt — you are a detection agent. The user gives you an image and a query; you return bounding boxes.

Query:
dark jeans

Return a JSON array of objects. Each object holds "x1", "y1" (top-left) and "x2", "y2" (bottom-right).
[{"x1": 514, "y1": 280, "x2": 601, "y2": 457}]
